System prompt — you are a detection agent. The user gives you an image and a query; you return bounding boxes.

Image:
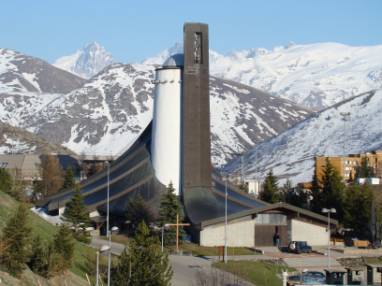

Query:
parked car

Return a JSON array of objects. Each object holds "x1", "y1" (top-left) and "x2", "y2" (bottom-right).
[{"x1": 288, "y1": 241, "x2": 312, "y2": 254}]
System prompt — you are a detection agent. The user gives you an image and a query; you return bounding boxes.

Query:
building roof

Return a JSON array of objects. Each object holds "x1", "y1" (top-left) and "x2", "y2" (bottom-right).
[
  {"x1": 163, "y1": 53, "x2": 184, "y2": 68},
  {"x1": 200, "y1": 202, "x2": 338, "y2": 228}
]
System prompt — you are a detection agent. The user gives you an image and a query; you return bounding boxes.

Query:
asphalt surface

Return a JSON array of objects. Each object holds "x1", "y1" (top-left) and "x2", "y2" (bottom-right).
[{"x1": 90, "y1": 237, "x2": 253, "y2": 285}]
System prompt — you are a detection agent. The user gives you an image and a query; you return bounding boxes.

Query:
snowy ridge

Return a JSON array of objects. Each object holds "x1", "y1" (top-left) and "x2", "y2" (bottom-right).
[
  {"x1": 19, "y1": 63, "x2": 309, "y2": 166},
  {"x1": 148, "y1": 43, "x2": 382, "y2": 110},
  {"x1": 225, "y1": 89, "x2": 382, "y2": 184},
  {"x1": 54, "y1": 42, "x2": 114, "y2": 79}
]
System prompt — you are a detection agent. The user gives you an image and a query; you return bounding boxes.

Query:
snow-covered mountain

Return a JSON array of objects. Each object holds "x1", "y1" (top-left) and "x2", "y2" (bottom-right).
[
  {"x1": 0, "y1": 122, "x2": 74, "y2": 154},
  {"x1": 225, "y1": 89, "x2": 382, "y2": 184},
  {"x1": 22, "y1": 63, "x2": 310, "y2": 166},
  {"x1": 147, "y1": 43, "x2": 382, "y2": 110},
  {"x1": 54, "y1": 42, "x2": 114, "y2": 79},
  {"x1": 0, "y1": 48, "x2": 85, "y2": 94},
  {"x1": 0, "y1": 48, "x2": 86, "y2": 127}
]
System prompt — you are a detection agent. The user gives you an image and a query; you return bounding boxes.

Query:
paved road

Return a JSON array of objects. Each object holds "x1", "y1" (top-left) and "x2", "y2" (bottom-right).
[
  {"x1": 90, "y1": 237, "x2": 253, "y2": 285},
  {"x1": 170, "y1": 255, "x2": 253, "y2": 286},
  {"x1": 91, "y1": 237, "x2": 125, "y2": 255}
]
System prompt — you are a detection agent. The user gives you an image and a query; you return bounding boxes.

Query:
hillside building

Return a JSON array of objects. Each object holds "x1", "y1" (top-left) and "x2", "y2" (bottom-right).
[
  {"x1": 0, "y1": 154, "x2": 41, "y2": 182},
  {"x1": 315, "y1": 150, "x2": 382, "y2": 182},
  {"x1": 199, "y1": 203, "x2": 337, "y2": 247}
]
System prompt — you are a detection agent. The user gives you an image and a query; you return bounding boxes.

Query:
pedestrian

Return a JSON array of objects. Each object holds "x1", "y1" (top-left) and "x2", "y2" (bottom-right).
[{"x1": 275, "y1": 233, "x2": 280, "y2": 248}]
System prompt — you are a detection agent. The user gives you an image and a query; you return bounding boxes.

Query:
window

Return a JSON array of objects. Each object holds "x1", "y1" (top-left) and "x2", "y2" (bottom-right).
[{"x1": 193, "y1": 32, "x2": 203, "y2": 64}]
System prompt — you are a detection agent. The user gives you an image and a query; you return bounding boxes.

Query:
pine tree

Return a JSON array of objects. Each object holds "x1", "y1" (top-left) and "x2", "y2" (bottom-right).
[
  {"x1": 283, "y1": 181, "x2": 308, "y2": 209},
  {"x1": 355, "y1": 158, "x2": 375, "y2": 179},
  {"x1": 28, "y1": 236, "x2": 48, "y2": 276},
  {"x1": 112, "y1": 221, "x2": 172, "y2": 286},
  {"x1": 321, "y1": 158, "x2": 345, "y2": 221},
  {"x1": 0, "y1": 168, "x2": 13, "y2": 195},
  {"x1": 159, "y1": 183, "x2": 184, "y2": 245},
  {"x1": 0, "y1": 204, "x2": 31, "y2": 276},
  {"x1": 310, "y1": 171, "x2": 322, "y2": 213},
  {"x1": 344, "y1": 184, "x2": 373, "y2": 239},
  {"x1": 125, "y1": 194, "x2": 155, "y2": 234},
  {"x1": 63, "y1": 185, "x2": 90, "y2": 242},
  {"x1": 259, "y1": 170, "x2": 279, "y2": 203},
  {"x1": 52, "y1": 224, "x2": 75, "y2": 272},
  {"x1": 62, "y1": 167, "x2": 76, "y2": 191}
]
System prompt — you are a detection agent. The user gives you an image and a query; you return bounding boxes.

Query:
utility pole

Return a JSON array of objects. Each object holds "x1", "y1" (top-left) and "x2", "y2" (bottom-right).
[
  {"x1": 322, "y1": 208, "x2": 336, "y2": 270},
  {"x1": 224, "y1": 175, "x2": 228, "y2": 263}
]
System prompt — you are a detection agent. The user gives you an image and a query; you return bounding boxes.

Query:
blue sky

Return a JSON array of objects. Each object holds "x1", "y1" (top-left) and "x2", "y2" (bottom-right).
[{"x1": 1, "y1": 0, "x2": 381, "y2": 63}]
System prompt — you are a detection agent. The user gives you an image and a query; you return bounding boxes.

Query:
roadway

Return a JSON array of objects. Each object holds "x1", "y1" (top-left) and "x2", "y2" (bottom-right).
[{"x1": 90, "y1": 237, "x2": 253, "y2": 285}]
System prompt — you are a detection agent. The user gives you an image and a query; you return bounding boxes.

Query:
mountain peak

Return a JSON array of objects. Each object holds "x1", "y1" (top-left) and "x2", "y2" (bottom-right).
[{"x1": 53, "y1": 42, "x2": 114, "y2": 79}]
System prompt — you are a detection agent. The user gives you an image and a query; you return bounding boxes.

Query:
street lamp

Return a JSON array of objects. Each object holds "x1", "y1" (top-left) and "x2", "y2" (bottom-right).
[
  {"x1": 322, "y1": 208, "x2": 336, "y2": 270},
  {"x1": 161, "y1": 224, "x2": 171, "y2": 252},
  {"x1": 105, "y1": 161, "x2": 111, "y2": 286},
  {"x1": 151, "y1": 224, "x2": 171, "y2": 252},
  {"x1": 97, "y1": 245, "x2": 111, "y2": 286},
  {"x1": 222, "y1": 173, "x2": 228, "y2": 264}
]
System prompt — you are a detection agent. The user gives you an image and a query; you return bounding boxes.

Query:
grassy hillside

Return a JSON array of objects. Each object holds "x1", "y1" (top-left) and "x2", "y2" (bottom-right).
[{"x1": 0, "y1": 190, "x2": 93, "y2": 284}]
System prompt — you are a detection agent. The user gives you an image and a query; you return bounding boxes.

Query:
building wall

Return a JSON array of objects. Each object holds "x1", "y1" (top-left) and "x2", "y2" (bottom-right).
[
  {"x1": 315, "y1": 150, "x2": 382, "y2": 182},
  {"x1": 0, "y1": 154, "x2": 41, "y2": 181},
  {"x1": 151, "y1": 67, "x2": 182, "y2": 194},
  {"x1": 291, "y1": 219, "x2": 328, "y2": 246},
  {"x1": 200, "y1": 216, "x2": 255, "y2": 247}
]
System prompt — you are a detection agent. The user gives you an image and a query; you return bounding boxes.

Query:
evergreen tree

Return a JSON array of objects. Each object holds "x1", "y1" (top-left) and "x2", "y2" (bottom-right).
[
  {"x1": 28, "y1": 236, "x2": 48, "y2": 276},
  {"x1": 52, "y1": 224, "x2": 75, "y2": 272},
  {"x1": 159, "y1": 183, "x2": 184, "y2": 245},
  {"x1": 279, "y1": 179, "x2": 293, "y2": 202},
  {"x1": 310, "y1": 171, "x2": 323, "y2": 213},
  {"x1": 0, "y1": 168, "x2": 13, "y2": 195},
  {"x1": 344, "y1": 184, "x2": 373, "y2": 239},
  {"x1": 62, "y1": 167, "x2": 76, "y2": 191},
  {"x1": 321, "y1": 158, "x2": 346, "y2": 221},
  {"x1": 31, "y1": 179, "x2": 44, "y2": 202},
  {"x1": 355, "y1": 158, "x2": 375, "y2": 179},
  {"x1": 0, "y1": 204, "x2": 31, "y2": 276},
  {"x1": 63, "y1": 185, "x2": 90, "y2": 242},
  {"x1": 259, "y1": 170, "x2": 279, "y2": 203},
  {"x1": 283, "y1": 183, "x2": 309, "y2": 209},
  {"x1": 112, "y1": 221, "x2": 172, "y2": 286},
  {"x1": 125, "y1": 194, "x2": 155, "y2": 234}
]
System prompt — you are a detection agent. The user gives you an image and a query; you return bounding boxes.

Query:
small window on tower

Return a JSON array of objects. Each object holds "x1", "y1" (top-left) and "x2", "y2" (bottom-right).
[{"x1": 193, "y1": 32, "x2": 203, "y2": 64}]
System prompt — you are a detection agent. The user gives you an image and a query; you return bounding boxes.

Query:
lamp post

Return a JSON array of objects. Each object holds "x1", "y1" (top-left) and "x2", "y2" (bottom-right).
[
  {"x1": 96, "y1": 251, "x2": 99, "y2": 286},
  {"x1": 322, "y1": 208, "x2": 336, "y2": 270},
  {"x1": 161, "y1": 224, "x2": 170, "y2": 252},
  {"x1": 105, "y1": 161, "x2": 111, "y2": 286},
  {"x1": 98, "y1": 244, "x2": 111, "y2": 286},
  {"x1": 224, "y1": 174, "x2": 228, "y2": 264}
]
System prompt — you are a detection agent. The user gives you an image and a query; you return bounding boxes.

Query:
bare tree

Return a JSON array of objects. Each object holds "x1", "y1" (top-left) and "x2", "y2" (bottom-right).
[{"x1": 41, "y1": 154, "x2": 63, "y2": 197}]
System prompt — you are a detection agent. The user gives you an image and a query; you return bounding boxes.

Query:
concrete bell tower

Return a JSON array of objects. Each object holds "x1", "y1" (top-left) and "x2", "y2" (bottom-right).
[{"x1": 182, "y1": 23, "x2": 212, "y2": 193}]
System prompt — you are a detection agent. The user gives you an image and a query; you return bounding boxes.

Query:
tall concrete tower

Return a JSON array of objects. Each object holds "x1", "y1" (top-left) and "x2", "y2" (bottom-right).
[{"x1": 182, "y1": 23, "x2": 212, "y2": 192}]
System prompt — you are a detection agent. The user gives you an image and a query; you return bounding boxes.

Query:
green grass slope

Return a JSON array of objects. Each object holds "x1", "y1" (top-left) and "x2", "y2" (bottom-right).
[{"x1": 0, "y1": 191, "x2": 93, "y2": 284}]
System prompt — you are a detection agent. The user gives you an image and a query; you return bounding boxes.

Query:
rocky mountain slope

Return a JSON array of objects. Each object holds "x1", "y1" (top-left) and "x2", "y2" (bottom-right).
[
  {"x1": 225, "y1": 89, "x2": 382, "y2": 184},
  {"x1": 22, "y1": 63, "x2": 310, "y2": 166},
  {"x1": 0, "y1": 122, "x2": 74, "y2": 154},
  {"x1": 0, "y1": 48, "x2": 85, "y2": 94},
  {"x1": 147, "y1": 43, "x2": 382, "y2": 110},
  {"x1": 0, "y1": 48, "x2": 86, "y2": 127},
  {"x1": 53, "y1": 42, "x2": 114, "y2": 79}
]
